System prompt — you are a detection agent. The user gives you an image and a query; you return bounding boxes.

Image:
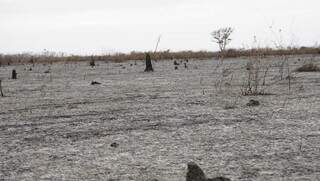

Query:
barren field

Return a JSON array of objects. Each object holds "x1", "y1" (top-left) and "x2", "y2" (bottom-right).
[{"x1": 0, "y1": 55, "x2": 320, "y2": 181}]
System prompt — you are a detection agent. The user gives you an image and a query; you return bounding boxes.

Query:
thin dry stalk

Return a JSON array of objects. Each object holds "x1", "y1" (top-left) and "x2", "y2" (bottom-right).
[{"x1": 0, "y1": 80, "x2": 4, "y2": 97}]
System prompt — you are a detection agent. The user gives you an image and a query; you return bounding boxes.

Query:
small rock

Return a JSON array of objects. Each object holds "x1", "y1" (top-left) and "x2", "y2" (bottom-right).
[
  {"x1": 110, "y1": 142, "x2": 119, "y2": 148},
  {"x1": 91, "y1": 81, "x2": 101, "y2": 85},
  {"x1": 224, "y1": 105, "x2": 236, "y2": 110},
  {"x1": 247, "y1": 99, "x2": 260, "y2": 107}
]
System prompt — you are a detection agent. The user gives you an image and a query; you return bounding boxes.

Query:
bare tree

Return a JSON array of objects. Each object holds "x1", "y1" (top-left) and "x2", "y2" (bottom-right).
[{"x1": 211, "y1": 27, "x2": 234, "y2": 59}]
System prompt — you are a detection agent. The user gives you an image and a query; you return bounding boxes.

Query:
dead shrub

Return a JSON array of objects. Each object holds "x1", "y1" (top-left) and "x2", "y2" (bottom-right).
[{"x1": 241, "y1": 59, "x2": 271, "y2": 96}]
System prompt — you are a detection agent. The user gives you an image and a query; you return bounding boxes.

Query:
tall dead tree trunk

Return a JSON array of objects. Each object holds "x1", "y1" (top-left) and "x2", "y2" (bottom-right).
[{"x1": 144, "y1": 53, "x2": 154, "y2": 72}]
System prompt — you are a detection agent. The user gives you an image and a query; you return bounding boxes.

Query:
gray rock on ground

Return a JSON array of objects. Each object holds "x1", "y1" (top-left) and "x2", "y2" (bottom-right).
[
  {"x1": 91, "y1": 81, "x2": 101, "y2": 85},
  {"x1": 247, "y1": 99, "x2": 260, "y2": 107}
]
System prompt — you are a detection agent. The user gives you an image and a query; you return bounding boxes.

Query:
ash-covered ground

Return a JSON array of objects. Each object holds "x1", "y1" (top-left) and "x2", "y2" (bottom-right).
[{"x1": 0, "y1": 55, "x2": 319, "y2": 181}]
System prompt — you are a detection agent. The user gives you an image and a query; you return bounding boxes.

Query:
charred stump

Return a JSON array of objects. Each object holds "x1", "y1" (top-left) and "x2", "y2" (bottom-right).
[
  {"x1": 186, "y1": 162, "x2": 231, "y2": 181},
  {"x1": 89, "y1": 56, "x2": 95, "y2": 67},
  {"x1": 186, "y1": 162, "x2": 206, "y2": 181},
  {"x1": 12, "y1": 69, "x2": 17, "y2": 79},
  {"x1": 144, "y1": 53, "x2": 154, "y2": 72}
]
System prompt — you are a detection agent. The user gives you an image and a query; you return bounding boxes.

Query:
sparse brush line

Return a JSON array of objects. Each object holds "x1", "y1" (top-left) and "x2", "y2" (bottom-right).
[{"x1": 1, "y1": 47, "x2": 320, "y2": 65}]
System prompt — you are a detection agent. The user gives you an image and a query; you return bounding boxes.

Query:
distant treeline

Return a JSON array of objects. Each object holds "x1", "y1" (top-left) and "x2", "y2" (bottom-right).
[{"x1": 1, "y1": 47, "x2": 320, "y2": 65}]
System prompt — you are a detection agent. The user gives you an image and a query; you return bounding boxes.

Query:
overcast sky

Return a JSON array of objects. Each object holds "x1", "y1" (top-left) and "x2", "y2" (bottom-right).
[{"x1": 1, "y1": 0, "x2": 319, "y2": 55}]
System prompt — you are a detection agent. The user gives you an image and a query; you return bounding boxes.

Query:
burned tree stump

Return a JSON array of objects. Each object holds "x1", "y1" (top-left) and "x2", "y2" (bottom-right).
[
  {"x1": 144, "y1": 53, "x2": 154, "y2": 72},
  {"x1": 12, "y1": 69, "x2": 17, "y2": 79},
  {"x1": 0, "y1": 80, "x2": 4, "y2": 97},
  {"x1": 186, "y1": 162, "x2": 206, "y2": 181},
  {"x1": 89, "y1": 56, "x2": 95, "y2": 67},
  {"x1": 186, "y1": 162, "x2": 231, "y2": 181}
]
